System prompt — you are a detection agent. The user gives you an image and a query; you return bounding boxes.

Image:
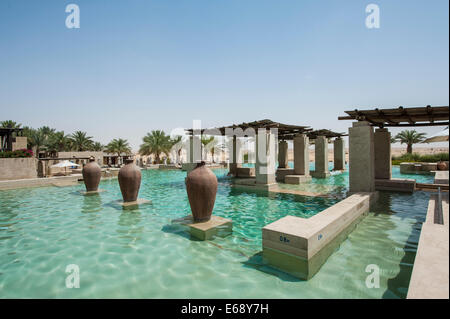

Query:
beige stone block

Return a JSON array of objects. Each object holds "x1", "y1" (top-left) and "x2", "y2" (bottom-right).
[
  {"x1": 284, "y1": 175, "x2": 312, "y2": 184},
  {"x1": 173, "y1": 215, "x2": 232, "y2": 240},
  {"x1": 262, "y1": 192, "x2": 377, "y2": 279}
]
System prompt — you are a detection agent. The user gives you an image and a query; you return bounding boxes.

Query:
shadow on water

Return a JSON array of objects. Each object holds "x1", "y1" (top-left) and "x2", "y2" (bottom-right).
[
  {"x1": 161, "y1": 223, "x2": 203, "y2": 241},
  {"x1": 379, "y1": 191, "x2": 429, "y2": 299},
  {"x1": 241, "y1": 252, "x2": 302, "y2": 282},
  {"x1": 367, "y1": 191, "x2": 429, "y2": 298}
]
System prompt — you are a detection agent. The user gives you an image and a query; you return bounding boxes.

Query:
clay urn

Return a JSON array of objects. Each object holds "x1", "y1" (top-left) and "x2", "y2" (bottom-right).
[
  {"x1": 437, "y1": 161, "x2": 448, "y2": 171},
  {"x1": 185, "y1": 161, "x2": 218, "y2": 222},
  {"x1": 118, "y1": 158, "x2": 141, "y2": 202},
  {"x1": 82, "y1": 157, "x2": 101, "y2": 192}
]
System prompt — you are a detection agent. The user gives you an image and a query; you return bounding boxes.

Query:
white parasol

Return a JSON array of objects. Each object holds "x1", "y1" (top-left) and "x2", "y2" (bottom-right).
[
  {"x1": 51, "y1": 160, "x2": 80, "y2": 175},
  {"x1": 423, "y1": 127, "x2": 449, "y2": 143}
]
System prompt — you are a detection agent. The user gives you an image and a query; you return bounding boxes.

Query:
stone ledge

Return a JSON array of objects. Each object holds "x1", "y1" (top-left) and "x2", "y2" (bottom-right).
[
  {"x1": 172, "y1": 215, "x2": 232, "y2": 240},
  {"x1": 262, "y1": 192, "x2": 377, "y2": 279},
  {"x1": 375, "y1": 178, "x2": 416, "y2": 192}
]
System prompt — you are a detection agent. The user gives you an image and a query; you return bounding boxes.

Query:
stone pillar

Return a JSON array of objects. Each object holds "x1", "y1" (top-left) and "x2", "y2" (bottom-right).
[
  {"x1": 311, "y1": 136, "x2": 330, "y2": 178},
  {"x1": 293, "y1": 134, "x2": 309, "y2": 176},
  {"x1": 278, "y1": 140, "x2": 288, "y2": 168},
  {"x1": 333, "y1": 137, "x2": 345, "y2": 171},
  {"x1": 229, "y1": 136, "x2": 242, "y2": 175},
  {"x1": 184, "y1": 135, "x2": 201, "y2": 173},
  {"x1": 374, "y1": 128, "x2": 391, "y2": 179},
  {"x1": 349, "y1": 121, "x2": 375, "y2": 193},
  {"x1": 255, "y1": 130, "x2": 276, "y2": 185}
]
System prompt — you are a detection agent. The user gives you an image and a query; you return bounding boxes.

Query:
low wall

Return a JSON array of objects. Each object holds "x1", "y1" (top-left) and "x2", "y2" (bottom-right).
[
  {"x1": 0, "y1": 158, "x2": 37, "y2": 181},
  {"x1": 262, "y1": 192, "x2": 378, "y2": 280},
  {"x1": 400, "y1": 162, "x2": 437, "y2": 174}
]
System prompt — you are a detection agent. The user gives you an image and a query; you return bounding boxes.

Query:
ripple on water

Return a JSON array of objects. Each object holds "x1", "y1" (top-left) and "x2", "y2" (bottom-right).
[{"x1": 0, "y1": 169, "x2": 429, "y2": 298}]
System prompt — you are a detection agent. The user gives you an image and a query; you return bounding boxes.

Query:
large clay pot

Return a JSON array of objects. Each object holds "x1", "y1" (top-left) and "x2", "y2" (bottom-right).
[
  {"x1": 437, "y1": 161, "x2": 449, "y2": 171},
  {"x1": 185, "y1": 162, "x2": 218, "y2": 222},
  {"x1": 118, "y1": 159, "x2": 141, "y2": 202},
  {"x1": 82, "y1": 157, "x2": 101, "y2": 192}
]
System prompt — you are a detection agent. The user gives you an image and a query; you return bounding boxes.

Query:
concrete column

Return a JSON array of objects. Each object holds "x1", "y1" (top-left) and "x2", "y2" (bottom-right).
[
  {"x1": 293, "y1": 134, "x2": 309, "y2": 176},
  {"x1": 229, "y1": 136, "x2": 243, "y2": 175},
  {"x1": 255, "y1": 130, "x2": 276, "y2": 185},
  {"x1": 311, "y1": 136, "x2": 330, "y2": 178},
  {"x1": 349, "y1": 121, "x2": 375, "y2": 193},
  {"x1": 333, "y1": 137, "x2": 345, "y2": 171},
  {"x1": 374, "y1": 128, "x2": 391, "y2": 179},
  {"x1": 278, "y1": 140, "x2": 288, "y2": 168}
]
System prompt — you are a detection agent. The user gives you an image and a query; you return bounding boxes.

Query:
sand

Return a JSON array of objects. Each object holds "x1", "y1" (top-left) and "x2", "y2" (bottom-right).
[{"x1": 287, "y1": 147, "x2": 449, "y2": 162}]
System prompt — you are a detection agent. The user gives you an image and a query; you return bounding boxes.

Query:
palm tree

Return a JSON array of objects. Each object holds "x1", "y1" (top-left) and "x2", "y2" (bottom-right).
[
  {"x1": 106, "y1": 138, "x2": 131, "y2": 164},
  {"x1": 170, "y1": 135, "x2": 183, "y2": 164},
  {"x1": 91, "y1": 142, "x2": 104, "y2": 152},
  {"x1": 395, "y1": 130, "x2": 427, "y2": 154},
  {"x1": 26, "y1": 129, "x2": 47, "y2": 157},
  {"x1": 0, "y1": 120, "x2": 21, "y2": 128},
  {"x1": 201, "y1": 136, "x2": 218, "y2": 162},
  {"x1": 46, "y1": 131, "x2": 70, "y2": 156},
  {"x1": 70, "y1": 131, "x2": 94, "y2": 151},
  {"x1": 139, "y1": 130, "x2": 172, "y2": 164}
]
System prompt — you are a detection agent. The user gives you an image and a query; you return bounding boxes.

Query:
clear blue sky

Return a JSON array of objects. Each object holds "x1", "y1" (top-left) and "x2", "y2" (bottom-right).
[{"x1": 1, "y1": 0, "x2": 448, "y2": 150}]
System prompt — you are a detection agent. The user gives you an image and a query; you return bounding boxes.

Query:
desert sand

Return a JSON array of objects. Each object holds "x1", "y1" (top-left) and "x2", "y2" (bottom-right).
[{"x1": 287, "y1": 147, "x2": 449, "y2": 162}]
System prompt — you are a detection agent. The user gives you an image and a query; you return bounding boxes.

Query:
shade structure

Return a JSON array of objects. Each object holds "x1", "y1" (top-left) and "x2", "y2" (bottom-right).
[
  {"x1": 423, "y1": 127, "x2": 449, "y2": 143},
  {"x1": 51, "y1": 160, "x2": 80, "y2": 168}
]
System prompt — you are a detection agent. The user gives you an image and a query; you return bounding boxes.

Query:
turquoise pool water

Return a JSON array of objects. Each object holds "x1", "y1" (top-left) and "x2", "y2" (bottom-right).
[{"x1": 0, "y1": 168, "x2": 430, "y2": 298}]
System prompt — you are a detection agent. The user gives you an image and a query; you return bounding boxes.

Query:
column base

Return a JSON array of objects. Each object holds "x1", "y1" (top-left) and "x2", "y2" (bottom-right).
[
  {"x1": 284, "y1": 175, "x2": 312, "y2": 184},
  {"x1": 311, "y1": 171, "x2": 331, "y2": 178},
  {"x1": 116, "y1": 198, "x2": 152, "y2": 208}
]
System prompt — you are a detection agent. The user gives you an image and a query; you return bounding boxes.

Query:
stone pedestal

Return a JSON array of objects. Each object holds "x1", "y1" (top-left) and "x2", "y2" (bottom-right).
[
  {"x1": 374, "y1": 128, "x2": 392, "y2": 179},
  {"x1": 117, "y1": 198, "x2": 152, "y2": 208},
  {"x1": 284, "y1": 175, "x2": 312, "y2": 184},
  {"x1": 349, "y1": 121, "x2": 375, "y2": 193},
  {"x1": 173, "y1": 215, "x2": 232, "y2": 240},
  {"x1": 333, "y1": 137, "x2": 345, "y2": 171},
  {"x1": 255, "y1": 131, "x2": 276, "y2": 185},
  {"x1": 293, "y1": 134, "x2": 309, "y2": 176},
  {"x1": 311, "y1": 136, "x2": 330, "y2": 178},
  {"x1": 80, "y1": 189, "x2": 106, "y2": 195},
  {"x1": 278, "y1": 140, "x2": 288, "y2": 168},
  {"x1": 276, "y1": 168, "x2": 294, "y2": 182}
]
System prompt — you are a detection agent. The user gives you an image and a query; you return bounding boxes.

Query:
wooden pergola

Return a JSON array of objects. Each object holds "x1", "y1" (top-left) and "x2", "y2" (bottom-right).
[
  {"x1": 338, "y1": 105, "x2": 449, "y2": 127},
  {"x1": 185, "y1": 119, "x2": 345, "y2": 140}
]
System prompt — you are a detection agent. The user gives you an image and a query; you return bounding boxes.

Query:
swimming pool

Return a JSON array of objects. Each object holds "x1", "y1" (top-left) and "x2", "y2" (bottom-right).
[{"x1": 0, "y1": 168, "x2": 430, "y2": 298}]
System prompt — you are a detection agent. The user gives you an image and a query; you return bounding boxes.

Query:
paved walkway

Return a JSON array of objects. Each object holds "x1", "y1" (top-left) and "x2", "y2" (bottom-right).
[{"x1": 407, "y1": 192, "x2": 449, "y2": 299}]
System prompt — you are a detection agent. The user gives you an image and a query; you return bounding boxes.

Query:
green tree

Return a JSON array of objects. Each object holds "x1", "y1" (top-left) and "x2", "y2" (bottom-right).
[
  {"x1": 0, "y1": 120, "x2": 21, "y2": 128},
  {"x1": 395, "y1": 130, "x2": 427, "y2": 154},
  {"x1": 91, "y1": 142, "x2": 104, "y2": 152},
  {"x1": 106, "y1": 138, "x2": 131, "y2": 163},
  {"x1": 170, "y1": 135, "x2": 183, "y2": 164},
  {"x1": 46, "y1": 131, "x2": 71, "y2": 156},
  {"x1": 201, "y1": 136, "x2": 218, "y2": 162},
  {"x1": 70, "y1": 131, "x2": 94, "y2": 151},
  {"x1": 139, "y1": 130, "x2": 172, "y2": 164},
  {"x1": 26, "y1": 129, "x2": 47, "y2": 157}
]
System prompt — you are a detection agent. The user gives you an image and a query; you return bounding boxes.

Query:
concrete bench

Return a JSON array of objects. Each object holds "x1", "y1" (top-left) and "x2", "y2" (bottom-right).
[{"x1": 262, "y1": 192, "x2": 378, "y2": 280}]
